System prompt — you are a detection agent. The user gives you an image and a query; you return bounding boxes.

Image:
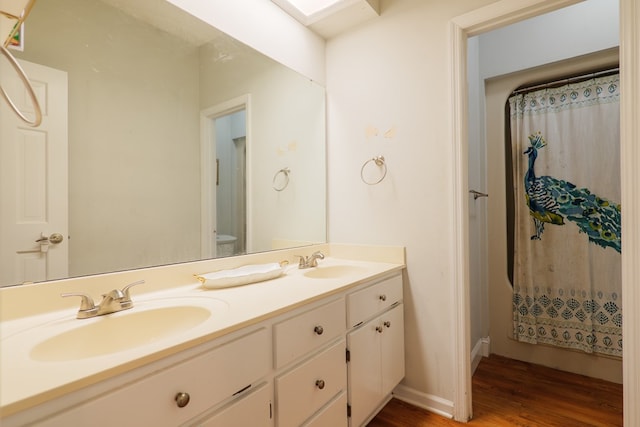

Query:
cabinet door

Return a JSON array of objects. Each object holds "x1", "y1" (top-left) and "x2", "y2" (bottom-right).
[
  {"x1": 381, "y1": 304, "x2": 405, "y2": 396},
  {"x1": 196, "y1": 382, "x2": 272, "y2": 427},
  {"x1": 347, "y1": 321, "x2": 382, "y2": 427}
]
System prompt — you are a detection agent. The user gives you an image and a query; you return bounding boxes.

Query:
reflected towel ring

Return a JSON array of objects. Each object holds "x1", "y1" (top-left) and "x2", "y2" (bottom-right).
[
  {"x1": 273, "y1": 167, "x2": 290, "y2": 191},
  {"x1": 0, "y1": 44, "x2": 42, "y2": 126},
  {"x1": 360, "y1": 156, "x2": 387, "y2": 185}
]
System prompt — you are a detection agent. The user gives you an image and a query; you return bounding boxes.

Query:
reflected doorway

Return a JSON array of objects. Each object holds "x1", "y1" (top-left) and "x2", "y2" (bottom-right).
[
  {"x1": 214, "y1": 111, "x2": 246, "y2": 257},
  {"x1": 200, "y1": 95, "x2": 250, "y2": 259}
]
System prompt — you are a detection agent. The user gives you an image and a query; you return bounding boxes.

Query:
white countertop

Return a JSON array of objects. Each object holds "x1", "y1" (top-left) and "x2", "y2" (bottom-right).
[{"x1": 0, "y1": 254, "x2": 404, "y2": 417}]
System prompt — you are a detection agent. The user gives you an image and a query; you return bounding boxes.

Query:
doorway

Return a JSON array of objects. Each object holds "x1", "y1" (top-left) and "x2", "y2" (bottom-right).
[
  {"x1": 200, "y1": 95, "x2": 250, "y2": 259},
  {"x1": 214, "y1": 112, "x2": 246, "y2": 257},
  {"x1": 450, "y1": 0, "x2": 638, "y2": 423}
]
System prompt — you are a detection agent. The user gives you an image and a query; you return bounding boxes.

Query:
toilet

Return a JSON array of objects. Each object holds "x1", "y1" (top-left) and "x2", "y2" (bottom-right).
[{"x1": 216, "y1": 234, "x2": 237, "y2": 257}]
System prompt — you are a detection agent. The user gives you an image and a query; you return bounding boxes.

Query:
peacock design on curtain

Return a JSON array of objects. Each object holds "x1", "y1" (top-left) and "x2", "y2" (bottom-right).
[
  {"x1": 510, "y1": 73, "x2": 621, "y2": 357},
  {"x1": 523, "y1": 132, "x2": 621, "y2": 253}
]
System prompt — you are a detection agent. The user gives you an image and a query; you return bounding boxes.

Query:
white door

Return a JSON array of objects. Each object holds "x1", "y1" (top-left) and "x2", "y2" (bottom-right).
[
  {"x1": 0, "y1": 59, "x2": 68, "y2": 286},
  {"x1": 380, "y1": 304, "x2": 405, "y2": 396},
  {"x1": 347, "y1": 320, "x2": 382, "y2": 427}
]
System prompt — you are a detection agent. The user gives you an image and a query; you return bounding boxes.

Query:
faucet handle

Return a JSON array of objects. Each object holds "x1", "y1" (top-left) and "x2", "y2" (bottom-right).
[
  {"x1": 120, "y1": 280, "x2": 145, "y2": 305},
  {"x1": 294, "y1": 255, "x2": 307, "y2": 268},
  {"x1": 61, "y1": 292, "x2": 98, "y2": 318}
]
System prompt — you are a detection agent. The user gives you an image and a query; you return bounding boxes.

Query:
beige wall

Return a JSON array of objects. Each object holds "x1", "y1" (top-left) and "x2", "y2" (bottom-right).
[{"x1": 326, "y1": 0, "x2": 498, "y2": 407}]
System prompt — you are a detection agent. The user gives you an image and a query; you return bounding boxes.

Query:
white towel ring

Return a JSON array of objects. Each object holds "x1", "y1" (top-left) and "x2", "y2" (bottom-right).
[
  {"x1": 273, "y1": 167, "x2": 290, "y2": 191},
  {"x1": 0, "y1": 44, "x2": 42, "y2": 127},
  {"x1": 360, "y1": 156, "x2": 387, "y2": 185}
]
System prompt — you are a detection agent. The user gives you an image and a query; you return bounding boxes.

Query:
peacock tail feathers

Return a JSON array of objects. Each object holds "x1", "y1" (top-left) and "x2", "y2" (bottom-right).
[{"x1": 523, "y1": 133, "x2": 621, "y2": 253}]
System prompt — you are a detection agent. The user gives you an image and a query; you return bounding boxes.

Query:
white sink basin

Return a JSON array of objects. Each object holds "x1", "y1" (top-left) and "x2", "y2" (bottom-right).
[
  {"x1": 3, "y1": 296, "x2": 229, "y2": 363},
  {"x1": 30, "y1": 305, "x2": 212, "y2": 361},
  {"x1": 303, "y1": 265, "x2": 367, "y2": 279}
]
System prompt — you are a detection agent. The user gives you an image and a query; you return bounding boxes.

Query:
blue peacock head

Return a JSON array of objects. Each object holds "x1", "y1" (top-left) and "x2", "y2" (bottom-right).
[{"x1": 524, "y1": 132, "x2": 546, "y2": 154}]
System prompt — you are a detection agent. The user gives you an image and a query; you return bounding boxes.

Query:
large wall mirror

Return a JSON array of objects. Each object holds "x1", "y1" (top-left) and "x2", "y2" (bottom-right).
[{"x1": 0, "y1": 0, "x2": 326, "y2": 287}]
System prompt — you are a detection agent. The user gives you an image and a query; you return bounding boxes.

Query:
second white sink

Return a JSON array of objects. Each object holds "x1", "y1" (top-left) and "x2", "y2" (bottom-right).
[{"x1": 303, "y1": 265, "x2": 367, "y2": 279}]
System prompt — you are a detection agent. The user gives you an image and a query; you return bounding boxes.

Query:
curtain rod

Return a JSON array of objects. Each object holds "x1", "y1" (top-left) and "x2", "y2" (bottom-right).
[{"x1": 511, "y1": 66, "x2": 619, "y2": 96}]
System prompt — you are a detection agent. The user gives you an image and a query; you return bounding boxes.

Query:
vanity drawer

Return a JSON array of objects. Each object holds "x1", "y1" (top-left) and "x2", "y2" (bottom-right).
[
  {"x1": 346, "y1": 274, "x2": 402, "y2": 328},
  {"x1": 302, "y1": 390, "x2": 348, "y2": 427},
  {"x1": 275, "y1": 340, "x2": 347, "y2": 427},
  {"x1": 34, "y1": 328, "x2": 270, "y2": 427},
  {"x1": 273, "y1": 298, "x2": 345, "y2": 368},
  {"x1": 190, "y1": 382, "x2": 272, "y2": 427}
]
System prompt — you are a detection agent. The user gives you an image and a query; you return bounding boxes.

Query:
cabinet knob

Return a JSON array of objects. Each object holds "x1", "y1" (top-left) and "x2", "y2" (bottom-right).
[
  {"x1": 175, "y1": 392, "x2": 190, "y2": 408},
  {"x1": 314, "y1": 325, "x2": 324, "y2": 335},
  {"x1": 315, "y1": 379, "x2": 326, "y2": 390},
  {"x1": 384, "y1": 321, "x2": 391, "y2": 328},
  {"x1": 379, "y1": 294, "x2": 387, "y2": 302},
  {"x1": 375, "y1": 326, "x2": 383, "y2": 333}
]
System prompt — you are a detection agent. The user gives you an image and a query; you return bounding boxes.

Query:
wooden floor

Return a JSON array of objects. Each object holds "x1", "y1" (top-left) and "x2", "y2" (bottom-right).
[{"x1": 368, "y1": 355, "x2": 623, "y2": 427}]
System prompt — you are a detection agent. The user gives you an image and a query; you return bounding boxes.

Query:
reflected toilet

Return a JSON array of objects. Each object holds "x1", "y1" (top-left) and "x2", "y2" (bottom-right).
[{"x1": 216, "y1": 234, "x2": 237, "y2": 257}]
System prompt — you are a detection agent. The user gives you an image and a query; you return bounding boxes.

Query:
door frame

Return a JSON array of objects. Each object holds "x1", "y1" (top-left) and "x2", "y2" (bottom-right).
[
  {"x1": 449, "y1": 0, "x2": 639, "y2": 423},
  {"x1": 200, "y1": 94, "x2": 252, "y2": 258}
]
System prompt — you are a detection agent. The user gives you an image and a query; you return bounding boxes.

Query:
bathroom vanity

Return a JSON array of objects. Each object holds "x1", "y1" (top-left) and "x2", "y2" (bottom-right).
[{"x1": 0, "y1": 245, "x2": 405, "y2": 427}]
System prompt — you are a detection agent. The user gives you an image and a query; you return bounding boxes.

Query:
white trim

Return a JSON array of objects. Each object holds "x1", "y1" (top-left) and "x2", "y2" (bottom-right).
[
  {"x1": 453, "y1": 0, "x2": 583, "y2": 37},
  {"x1": 449, "y1": 16, "x2": 472, "y2": 423},
  {"x1": 200, "y1": 95, "x2": 252, "y2": 258},
  {"x1": 620, "y1": 1, "x2": 640, "y2": 426},
  {"x1": 450, "y1": 0, "x2": 640, "y2": 426},
  {"x1": 471, "y1": 337, "x2": 490, "y2": 375},
  {"x1": 392, "y1": 384, "x2": 454, "y2": 419}
]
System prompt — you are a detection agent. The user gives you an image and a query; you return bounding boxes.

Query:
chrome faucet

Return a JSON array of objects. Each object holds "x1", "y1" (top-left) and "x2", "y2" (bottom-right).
[
  {"x1": 296, "y1": 251, "x2": 325, "y2": 269},
  {"x1": 61, "y1": 280, "x2": 145, "y2": 319}
]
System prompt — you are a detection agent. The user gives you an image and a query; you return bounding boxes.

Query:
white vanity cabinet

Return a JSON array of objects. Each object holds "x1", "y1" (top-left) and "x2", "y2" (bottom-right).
[
  {"x1": 31, "y1": 328, "x2": 272, "y2": 427},
  {"x1": 346, "y1": 274, "x2": 405, "y2": 427},
  {"x1": 4, "y1": 266, "x2": 406, "y2": 427}
]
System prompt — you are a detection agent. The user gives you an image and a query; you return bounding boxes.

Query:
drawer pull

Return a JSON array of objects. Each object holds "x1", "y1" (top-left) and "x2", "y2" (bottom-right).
[
  {"x1": 175, "y1": 392, "x2": 191, "y2": 408},
  {"x1": 375, "y1": 326, "x2": 383, "y2": 333},
  {"x1": 315, "y1": 379, "x2": 326, "y2": 390},
  {"x1": 384, "y1": 321, "x2": 391, "y2": 328},
  {"x1": 379, "y1": 294, "x2": 387, "y2": 302},
  {"x1": 314, "y1": 325, "x2": 324, "y2": 335}
]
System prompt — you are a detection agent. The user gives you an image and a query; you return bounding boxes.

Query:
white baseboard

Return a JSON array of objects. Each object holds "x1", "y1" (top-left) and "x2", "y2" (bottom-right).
[
  {"x1": 392, "y1": 384, "x2": 454, "y2": 419},
  {"x1": 471, "y1": 336, "x2": 491, "y2": 374},
  {"x1": 391, "y1": 337, "x2": 490, "y2": 420}
]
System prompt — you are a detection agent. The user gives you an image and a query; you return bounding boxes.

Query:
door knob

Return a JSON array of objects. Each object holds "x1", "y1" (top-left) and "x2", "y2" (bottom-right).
[{"x1": 175, "y1": 392, "x2": 190, "y2": 408}]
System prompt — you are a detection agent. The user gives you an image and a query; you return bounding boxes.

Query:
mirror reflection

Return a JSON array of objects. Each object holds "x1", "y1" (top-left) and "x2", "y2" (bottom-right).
[{"x1": 0, "y1": 0, "x2": 326, "y2": 287}]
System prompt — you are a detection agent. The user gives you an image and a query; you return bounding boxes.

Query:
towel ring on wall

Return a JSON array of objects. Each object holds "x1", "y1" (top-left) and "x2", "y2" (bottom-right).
[
  {"x1": 0, "y1": 45, "x2": 42, "y2": 127},
  {"x1": 272, "y1": 167, "x2": 290, "y2": 191},
  {"x1": 1, "y1": 0, "x2": 42, "y2": 127},
  {"x1": 360, "y1": 156, "x2": 387, "y2": 185}
]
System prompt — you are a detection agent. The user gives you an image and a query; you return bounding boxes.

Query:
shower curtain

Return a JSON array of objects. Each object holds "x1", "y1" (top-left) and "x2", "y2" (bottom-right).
[{"x1": 509, "y1": 73, "x2": 621, "y2": 357}]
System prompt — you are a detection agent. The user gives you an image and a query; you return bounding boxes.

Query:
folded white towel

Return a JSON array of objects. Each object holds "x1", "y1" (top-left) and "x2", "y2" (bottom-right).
[{"x1": 195, "y1": 262, "x2": 285, "y2": 289}]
